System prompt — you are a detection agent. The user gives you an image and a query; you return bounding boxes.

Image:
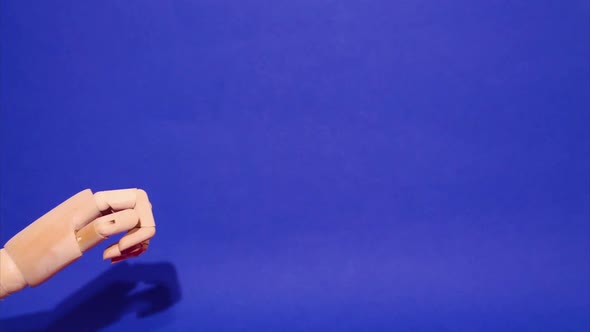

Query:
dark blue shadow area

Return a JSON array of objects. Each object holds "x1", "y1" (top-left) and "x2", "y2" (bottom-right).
[{"x1": 0, "y1": 262, "x2": 181, "y2": 332}]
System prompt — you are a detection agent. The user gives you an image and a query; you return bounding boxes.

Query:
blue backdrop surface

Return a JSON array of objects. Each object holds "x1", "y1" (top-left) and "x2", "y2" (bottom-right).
[{"x1": 1, "y1": 1, "x2": 589, "y2": 331}]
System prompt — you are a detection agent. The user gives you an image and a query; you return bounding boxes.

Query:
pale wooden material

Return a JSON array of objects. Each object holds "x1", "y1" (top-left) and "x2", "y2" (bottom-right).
[
  {"x1": 94, "y1": 189, "x2": 137, "y2": 211},
  {"x1": 101, "y1": 189, "x2": 155, "y2": 260},
  {"x1": 0, "y1": 188, "x2": 156, "y2": 299},
  {"x1": 4, "y1": 189, "x2": 101, "y2": 287},
  {"x1": 76, "y1": 209, "x2": 139, "y2": 252},
  {"x1": 0, "y1": 249, "x2": 27, "y2": 298}
]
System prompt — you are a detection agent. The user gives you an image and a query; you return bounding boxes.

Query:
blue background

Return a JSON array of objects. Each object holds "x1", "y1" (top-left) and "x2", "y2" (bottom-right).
[{"x1": 1, "y1": 1, "x2": 589, "y2": 331}]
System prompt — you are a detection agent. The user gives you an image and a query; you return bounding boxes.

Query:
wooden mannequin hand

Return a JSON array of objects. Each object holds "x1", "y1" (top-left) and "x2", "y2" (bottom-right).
[{"x1": 0, "y1": 188, "x2": 156, "y2": 299}]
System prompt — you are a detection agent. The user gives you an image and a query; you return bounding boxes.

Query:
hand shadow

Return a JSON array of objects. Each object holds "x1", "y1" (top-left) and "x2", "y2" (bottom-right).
[{"x1": 0, "y1": 261, "x2": 182, "y2": 332}]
